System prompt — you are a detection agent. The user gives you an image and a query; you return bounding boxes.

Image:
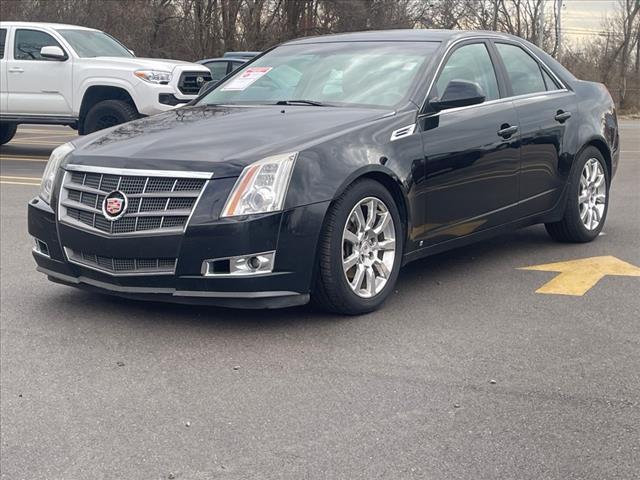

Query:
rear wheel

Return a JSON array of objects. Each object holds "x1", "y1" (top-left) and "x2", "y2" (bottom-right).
[
  {"x1": 545, "y1": 146, "x2": 609, "y2": 242},
  {"x1": 83, "y1": 99, "x2": 138, "y2": 134},
  {"x1": 313, "y1": 179, "x2": 403, "y2": 315},
  {"x1": 0, "y1": 123, "x2": 17, "y2": 145}
]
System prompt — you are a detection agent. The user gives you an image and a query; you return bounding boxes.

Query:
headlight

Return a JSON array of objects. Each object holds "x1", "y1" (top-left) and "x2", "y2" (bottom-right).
[
  {"x1": 221, "y1": 152, "x2": 298, "y2": 217},
  {"x1": 40, "y1": 142, "x2": 74, "y2": 204},
  {"x1": 134, "y1": 70, "x2": 172, "y2": 84}
]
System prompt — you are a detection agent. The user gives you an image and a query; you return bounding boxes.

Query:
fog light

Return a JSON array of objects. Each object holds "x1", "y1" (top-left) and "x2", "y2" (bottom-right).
[
  {"x1": 202, "y1": 251, "x2": 275, "y2": 276},
  {"x1": 247, "y1": 256, "x2": 262, "y2": 270}
]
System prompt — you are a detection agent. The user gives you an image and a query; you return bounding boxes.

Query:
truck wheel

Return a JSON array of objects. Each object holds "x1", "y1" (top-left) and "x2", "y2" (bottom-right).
[
  {"x1": 0, "y1": 123, "x2": 18, "y2": 145},
  {"x1": 83, "y1": 99, "x2": 138, "y2": 134},
  {"x1": 312, "y1": 179, "x2": 403, "y2": 315}
]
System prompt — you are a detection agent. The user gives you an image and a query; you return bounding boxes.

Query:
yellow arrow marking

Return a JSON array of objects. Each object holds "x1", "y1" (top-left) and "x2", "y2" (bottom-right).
[{"x1": 519, "y1": 256, "x2": 640, "y2": 296}]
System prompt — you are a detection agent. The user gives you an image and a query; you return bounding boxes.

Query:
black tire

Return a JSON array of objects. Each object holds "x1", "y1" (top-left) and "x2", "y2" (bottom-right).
[
  {"x1": 0, "y1": 123, "x2": 17, "y2": 145},
  {"x1": 313, "y1": 179, "x2": 403, "y2": 315},
  {"x1": 545, "y1": 146, "x2": 610, "y2": 242},
  {"x1": 82, "y1": 99, "x2": 138, "y2": 134}
]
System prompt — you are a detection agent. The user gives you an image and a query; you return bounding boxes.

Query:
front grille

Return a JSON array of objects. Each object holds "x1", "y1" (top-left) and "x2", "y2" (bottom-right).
[
  {"x1": 66, "y1": 248, "x2": 176, "y2": 275},
  {"x1": 178, "y1": 71, "x2": 212, "y2": 95},
  {"x1": 59, "y1": 167, "x2": 209, "y2": 236}
]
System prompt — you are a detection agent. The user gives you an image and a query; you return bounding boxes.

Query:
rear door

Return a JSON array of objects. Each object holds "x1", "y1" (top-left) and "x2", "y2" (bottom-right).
[
  {"x1": 492, "y1": 41, "x2": 578, "y2": 217},
  {"x1": 418, "y1": 40, "x2": 521, "y2": 246},
  {"x1": 7, "y1": 28, "x2": 73, "y2": 115}
]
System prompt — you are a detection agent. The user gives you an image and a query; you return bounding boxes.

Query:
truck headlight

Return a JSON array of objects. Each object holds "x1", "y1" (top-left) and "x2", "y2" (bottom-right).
[
  {"x1": 221, "y1": 152, "x2": 297, "y2": 217},
  {"x1": 134, "y1": 70, "x2": 172, "y2": 84},
  {"x1": 40, "y1": 142, "x2": 74, "y2": 204}
]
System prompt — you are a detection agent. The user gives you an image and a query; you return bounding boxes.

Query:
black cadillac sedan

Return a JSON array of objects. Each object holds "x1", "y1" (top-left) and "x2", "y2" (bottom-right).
[{"x1": 28, "y1": 29, "x2": 619, "y2": 314}]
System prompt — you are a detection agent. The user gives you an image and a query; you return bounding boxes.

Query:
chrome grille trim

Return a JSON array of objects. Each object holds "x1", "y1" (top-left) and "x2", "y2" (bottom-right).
[
  {"x1": 64, "y1": 248, "x2": 177, "y2": 276},
  {"x1": 58, "y1": 166, "x2": 212, "y2": 237},
  {"x1": 65, "y1": 164, "x2": 214, "y2": 179}
]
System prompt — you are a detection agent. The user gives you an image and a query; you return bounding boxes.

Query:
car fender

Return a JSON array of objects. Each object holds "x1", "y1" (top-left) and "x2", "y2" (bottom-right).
[{"x1": 75, "y1": 77, "x2": 140, "y2": 115}]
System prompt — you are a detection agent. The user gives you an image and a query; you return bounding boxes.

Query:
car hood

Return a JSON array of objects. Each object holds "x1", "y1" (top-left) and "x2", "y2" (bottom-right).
[
  {"x1": 68, "y1": 105, "x2": 393, "y2": 178},
  {"x1": 82, "y1": 57, "x2": 209, "y2": 73}
]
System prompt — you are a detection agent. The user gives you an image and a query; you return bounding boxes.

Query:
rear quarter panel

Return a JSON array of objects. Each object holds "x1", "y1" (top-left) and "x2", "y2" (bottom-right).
[{"x1": 573, "y1": 80, "x2": 619, "y2": 177}]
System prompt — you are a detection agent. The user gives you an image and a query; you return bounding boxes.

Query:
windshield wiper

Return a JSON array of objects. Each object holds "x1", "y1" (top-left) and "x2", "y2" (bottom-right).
[{"x1": 275, "y1": 99, "x2": 327, "y2": 106}]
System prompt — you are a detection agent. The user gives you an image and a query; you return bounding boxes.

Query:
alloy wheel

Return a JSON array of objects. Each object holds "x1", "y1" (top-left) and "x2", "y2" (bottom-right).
[
  {"x1": 579, "y1": 158, "x2": 606, "y2": 231},
  {"x1": 341, "y1": 197, "x2": 396, "y2": 298}
]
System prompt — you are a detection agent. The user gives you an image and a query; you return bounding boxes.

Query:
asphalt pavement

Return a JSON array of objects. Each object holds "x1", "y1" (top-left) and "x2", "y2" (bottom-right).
[{"x1": 1, "y1": 123, "x2": 639, "y2": 480}]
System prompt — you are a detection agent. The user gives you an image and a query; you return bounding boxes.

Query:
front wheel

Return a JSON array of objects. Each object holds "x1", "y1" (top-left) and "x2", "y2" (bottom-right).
[
  {"x1": 0, "y1": 123, "x2": 17, "y2": 145},
  {"x1": 313, "y1": 179, "x2": 403, "y2": 315},
  {"x1": 545, "y1": 146, "x2": 610, "y2": 242},
  {"x1": 82, "y1": 99, "x2": 139, "y2": 135}
]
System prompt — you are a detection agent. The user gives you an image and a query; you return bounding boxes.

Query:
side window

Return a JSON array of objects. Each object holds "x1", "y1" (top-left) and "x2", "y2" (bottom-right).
[
  {"x1": 205, "y1": 61, "x2": 229, "y2": 82},
  {"x1": 434, "y1": 43, "x2": 500, "y2": 101},
  {"x1": 541, "y1": 68, "x2": 560, "y2": 91},
  {"x1": 14, "y1": 29, "x2": 64, "y2": 61},
  {"x1": 496, "y1": 43, "x2": 546, "y2": 96},
  {"x1": 0, "y1": 29, "x2": 6, "y2": 59},
  {"x1": 230, "y1": 61, "x2": 244, "y2": 71}
]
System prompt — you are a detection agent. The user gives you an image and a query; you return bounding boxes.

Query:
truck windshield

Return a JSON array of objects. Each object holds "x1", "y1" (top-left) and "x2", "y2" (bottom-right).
[
  {"x1": 58, "y1": 29, "x2": 133, "y2": 58},
  {"x1": 198, "y1": 41, "x2": 440, "y2": 108}
]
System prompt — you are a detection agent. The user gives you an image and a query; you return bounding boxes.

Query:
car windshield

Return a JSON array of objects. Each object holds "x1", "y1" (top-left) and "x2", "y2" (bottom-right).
[
  {"x1": 198, "y1": 41, "x2": 440, "y2": 108},
  {"x1": 58, "y1": 29, "x2": 133, "y2": 58}
]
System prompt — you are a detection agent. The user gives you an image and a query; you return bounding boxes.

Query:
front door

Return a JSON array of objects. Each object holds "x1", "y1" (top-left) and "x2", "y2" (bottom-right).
[
  {"x1": 418, "y1": 41, "x2": 520, "y2": 246},
  {"x1": 6, "y1": 28, "x2": 73, "y2": 116}
]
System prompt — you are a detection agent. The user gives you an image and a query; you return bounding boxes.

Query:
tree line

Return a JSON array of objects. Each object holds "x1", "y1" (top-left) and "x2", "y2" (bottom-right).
[{"x1": 1, "y1": 0, "x2": 638, "y2": 112}]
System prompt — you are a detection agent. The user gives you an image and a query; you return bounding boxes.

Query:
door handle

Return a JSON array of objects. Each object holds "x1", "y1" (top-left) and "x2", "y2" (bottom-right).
[
  {"x1": 8, "y1": 67, "x2": 24, "y2": 73},
  {"x1": 497, "y1": 124, "x2": 518, "y2": 139},
  {"x1": 554, "y1": 110, "x2": 572, "y2": 123}
]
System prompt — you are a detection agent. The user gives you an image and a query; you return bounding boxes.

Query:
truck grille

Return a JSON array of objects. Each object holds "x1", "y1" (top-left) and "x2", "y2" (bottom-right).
[
  {"x1": 178, "y1": 71, "x2": 212, "y2": 95},
  {"x1": 59, "y1": 166, "x2": 210, "y2": 236},
  {"x1": 65, "y1": 248, "x2": 176, "y2": 275}
]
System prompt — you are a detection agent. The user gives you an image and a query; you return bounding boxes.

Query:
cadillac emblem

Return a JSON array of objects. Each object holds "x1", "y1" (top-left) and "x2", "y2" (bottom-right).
[{"x1": 102, "y1": 191, "x2": 128, "y2": 221}]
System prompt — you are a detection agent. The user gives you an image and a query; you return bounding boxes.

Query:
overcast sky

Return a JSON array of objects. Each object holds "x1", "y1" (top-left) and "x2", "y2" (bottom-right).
[{"x1": 562, "y1": 0, "x2": 619, "y2": 42}]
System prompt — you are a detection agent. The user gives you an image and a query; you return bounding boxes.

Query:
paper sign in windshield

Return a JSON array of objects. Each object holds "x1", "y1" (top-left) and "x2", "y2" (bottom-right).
[{"x1": 221, "y1": 67, "x2": 272, "y2": 91}]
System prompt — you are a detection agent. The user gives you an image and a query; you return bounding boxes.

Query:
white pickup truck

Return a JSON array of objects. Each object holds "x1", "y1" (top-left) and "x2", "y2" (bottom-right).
[{"x1": 0, "y1": 22, "x2": 212, "y2": 144}]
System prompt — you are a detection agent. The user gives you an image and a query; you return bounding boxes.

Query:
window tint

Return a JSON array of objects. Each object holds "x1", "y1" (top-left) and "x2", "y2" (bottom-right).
[
  {"x1": 14, "y1": 29, "x2": 64, "y2": 61},
  {"x1": 541, "y1": 67, "x2": 560, "y2": 90},
  {"x1": 496, "y1": 43, "x2": 546, "y2": 96},
  {"x1": 434, "y1": 43, "x2": 499, "y2": 101},
  {"x1": 205, "y1": 61, "x2": 229, "y2": 82},
  {"x1": 0, "y1": 29, "x2": 6, "y2": 59}
]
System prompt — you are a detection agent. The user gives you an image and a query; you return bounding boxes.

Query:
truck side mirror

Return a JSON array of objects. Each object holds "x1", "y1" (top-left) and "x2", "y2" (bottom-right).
[{"x1": 40, "y1": 45, "x2": 67, "y2": 61}]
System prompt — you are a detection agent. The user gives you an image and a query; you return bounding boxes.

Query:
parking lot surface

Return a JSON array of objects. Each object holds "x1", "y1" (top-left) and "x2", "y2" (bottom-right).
[{"x1": 1, "y1": 123, "x2": 639, "y2": 479}]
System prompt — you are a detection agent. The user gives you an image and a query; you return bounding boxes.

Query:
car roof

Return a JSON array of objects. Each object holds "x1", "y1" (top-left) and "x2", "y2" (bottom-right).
[
  {"x1": 198, "y1": 57, "x2": 248, "y2": 64},
  {"x1": 283, "y1": 28, "x2": 518, "y2": 45},
  {"x1": 0, "y1": 21, "x2": 98, "y2": 31}
]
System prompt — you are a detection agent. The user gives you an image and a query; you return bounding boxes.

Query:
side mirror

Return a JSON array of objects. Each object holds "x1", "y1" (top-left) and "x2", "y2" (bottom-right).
[
  {"x1": 40, "y1": 45, "x2": 66, "y2": 61},
  {"x1": 430, "y1": 80, "x2": 485, "y2": 111}
]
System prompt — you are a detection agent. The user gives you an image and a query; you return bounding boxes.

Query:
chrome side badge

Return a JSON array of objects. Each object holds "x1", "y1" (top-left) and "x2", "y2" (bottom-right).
[{"x1": 390, "y1": 124, "x2": 416, "y2": 141}]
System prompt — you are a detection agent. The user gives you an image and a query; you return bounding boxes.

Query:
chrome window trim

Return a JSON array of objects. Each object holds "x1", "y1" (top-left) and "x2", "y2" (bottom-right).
[
  {"x1": 63, "y1": 247, "x2": 177, "y2": 277},
  {"x1": 65, "y1": 164, "x2": 214, "y2": 179},
  {"x1": 419, "y1": 89, "x2": 569, "y2": 118},
  {"x1": 419, "y1": 35, "x2": 568, "y2": 115}
]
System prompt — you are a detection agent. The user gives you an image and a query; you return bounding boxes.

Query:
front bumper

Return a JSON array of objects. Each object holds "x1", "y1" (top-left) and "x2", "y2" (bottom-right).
[{"x1": 28, "y1": 191, "x2": 330, "y2": 309}]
